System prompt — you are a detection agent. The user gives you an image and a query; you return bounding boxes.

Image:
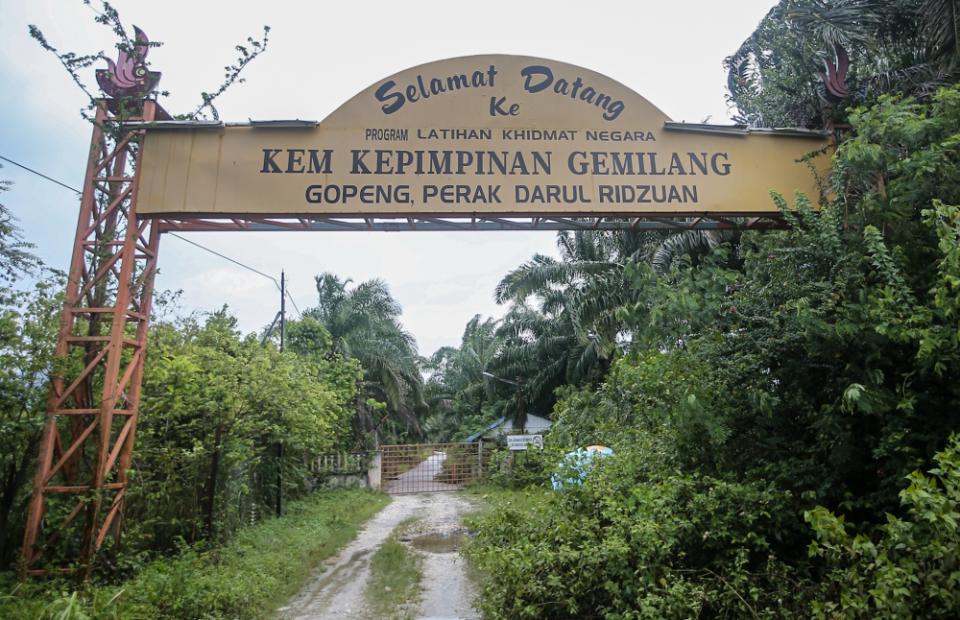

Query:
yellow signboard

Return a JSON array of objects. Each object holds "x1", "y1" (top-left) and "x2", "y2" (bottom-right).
[{"x1": 138, "y1": 55, "x2": 829, "y2": 217}]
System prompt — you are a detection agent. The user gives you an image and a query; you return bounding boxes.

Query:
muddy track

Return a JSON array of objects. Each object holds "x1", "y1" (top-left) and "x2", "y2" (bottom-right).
[{"x1": 279, "y1": 493, "x2": 479, "y2": 620}]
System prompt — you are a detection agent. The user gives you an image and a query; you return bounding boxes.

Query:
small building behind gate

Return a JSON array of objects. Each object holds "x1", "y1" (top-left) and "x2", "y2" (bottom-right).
[{"x1": 464, "y1": 414, "x2": 552, "y2": 443}]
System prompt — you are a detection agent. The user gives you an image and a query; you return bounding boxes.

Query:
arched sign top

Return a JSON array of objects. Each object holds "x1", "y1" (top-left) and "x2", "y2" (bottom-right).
[
  {"x1": 322, "y1": 54, "x2": 672, "y2": 131},
  {"x1": 138, "y1": 54, "x2": 830, "y2": 220}
]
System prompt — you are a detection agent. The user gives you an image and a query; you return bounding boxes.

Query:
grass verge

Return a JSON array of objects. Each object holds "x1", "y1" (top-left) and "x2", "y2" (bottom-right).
[
  {"x1": 460, "y1": 485, "x2": 531, "y2": 520},
  {"x1": 0, "y1": 488, "x2": 389, "y2": 619},
  {"x1": 363, "y1": 517, "x2": 423, "y2": 620}
]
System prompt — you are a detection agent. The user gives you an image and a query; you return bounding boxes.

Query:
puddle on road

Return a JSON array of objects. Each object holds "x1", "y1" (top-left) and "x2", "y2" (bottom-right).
[{"x1": 409, "y1": 529, "x2": 467, "y2": 554}]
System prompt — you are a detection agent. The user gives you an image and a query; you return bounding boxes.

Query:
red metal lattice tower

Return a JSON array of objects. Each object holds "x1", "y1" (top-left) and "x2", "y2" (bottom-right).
[{"x1": 21, "y1": 99, "x2": 169, "y2": 578}]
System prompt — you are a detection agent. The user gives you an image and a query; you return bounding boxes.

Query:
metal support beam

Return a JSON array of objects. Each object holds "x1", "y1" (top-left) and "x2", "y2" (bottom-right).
[
  {"x1": 155, "y1": 214, "x2": 787, "y2": 233},
  {"x1": 21, "y1": 99, "x2": 164, "y2": 579}
]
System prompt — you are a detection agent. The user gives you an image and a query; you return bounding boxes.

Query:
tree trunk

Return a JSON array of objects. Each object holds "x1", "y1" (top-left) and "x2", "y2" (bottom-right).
[
  {"x1": 0, "y1": 436, "x2": 38, "y2": 565},
  {"x1": 0, "y1": 463, "x2": 21, "y2": 565}
]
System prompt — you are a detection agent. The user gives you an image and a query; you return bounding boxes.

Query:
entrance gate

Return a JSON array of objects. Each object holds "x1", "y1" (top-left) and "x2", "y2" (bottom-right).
[
  {"x1": 20, "y1": 53, "x2": 831, "y2": 577},
  {"x1": 381, "y1": 443, "x2": 483, "y2": 494}
]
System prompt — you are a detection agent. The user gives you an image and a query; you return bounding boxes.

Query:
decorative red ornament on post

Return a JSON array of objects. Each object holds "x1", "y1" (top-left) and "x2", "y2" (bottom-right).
[
  {"x1": 95, "y1": 26, "x2": 161, "y2": 99},
  {"x1": 821, "y1": 43, "x2": 850, "y2": 102}
]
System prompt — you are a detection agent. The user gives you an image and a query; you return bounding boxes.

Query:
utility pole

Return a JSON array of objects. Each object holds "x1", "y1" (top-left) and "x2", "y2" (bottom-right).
[
  {"x1": 482, "y1": 371, "x2": 527, "y2": 432},
  {"x1": 280, "y1": 271, "x2": 286, "y2": 352},
  {"x1": 276, "y1": 271, "x2": 285, "y2": 517},
  {"x1": 514, "y1": 376, "x2": 526, "y2": 433}
]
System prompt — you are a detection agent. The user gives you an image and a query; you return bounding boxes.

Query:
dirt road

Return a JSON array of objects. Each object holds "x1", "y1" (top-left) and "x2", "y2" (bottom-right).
[{"x1": 279, "y1": 493, "x2": 478, "y2": 620}]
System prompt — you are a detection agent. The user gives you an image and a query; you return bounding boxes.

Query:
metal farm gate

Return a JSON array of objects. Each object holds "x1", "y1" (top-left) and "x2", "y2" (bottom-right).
[{"x1": 381, "y1": 443, "x2": 483, "y2": 494}]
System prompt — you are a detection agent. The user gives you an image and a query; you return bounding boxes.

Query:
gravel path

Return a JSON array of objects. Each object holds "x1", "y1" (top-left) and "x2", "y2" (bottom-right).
[
  {"x1": 408, "y1": 493, "x2": 478, "y2": 620},
  {"x1": 279, "y1": 492, "x2": 479, "y2": 620}
]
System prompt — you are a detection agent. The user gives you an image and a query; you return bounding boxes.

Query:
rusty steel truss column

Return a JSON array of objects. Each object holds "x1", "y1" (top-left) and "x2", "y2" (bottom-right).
[{"x1": 21, "y1": 99, "x2": 167, "y2": 579}]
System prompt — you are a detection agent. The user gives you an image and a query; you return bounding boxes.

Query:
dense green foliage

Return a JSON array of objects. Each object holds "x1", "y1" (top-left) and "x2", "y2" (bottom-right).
[
  {"x1": 468, "y1": 469, "x2": 806, "y2": 618},
  {"x1": 0, "y1": 167, "x2": 58, "y2": 567},
  {"x1": 725, "y1": 0, "x2": 960, "y2": 127},
  {"x1": 0, "y1": 277, "x2": 59, "y2": 566},
  {"x1": 463, "y1": 64, "x2": 960, "y2": 620},
  {"x1": 0, "y1": 489, "x2": 388, "y2": 619},
  {"x1": 807, "y1": 435, "x2": 960, "y2": 618},
  {"x1": 301, "y1": 273, "x2": 425, "y2": 446},
  {"x1": 127, "y1": 309, "x2": 361, "y2": 550},
  {"x1": 0, "y1": 291, "x2": 363, "y2": 573},
  {"x1": 469, "y1": 438, "x2": 960, "y2": 618}
]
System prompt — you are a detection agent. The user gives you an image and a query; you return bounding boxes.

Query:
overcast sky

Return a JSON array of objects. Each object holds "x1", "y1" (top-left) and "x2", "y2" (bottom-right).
[{"x1": 0, "y1": 0, "x2": 776, "y2": 356}]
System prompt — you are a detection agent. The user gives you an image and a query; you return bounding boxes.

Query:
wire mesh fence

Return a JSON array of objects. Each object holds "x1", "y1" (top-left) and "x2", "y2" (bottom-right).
[{"x1": 380, "y1": 443, "x2": 487, "y2": 494}]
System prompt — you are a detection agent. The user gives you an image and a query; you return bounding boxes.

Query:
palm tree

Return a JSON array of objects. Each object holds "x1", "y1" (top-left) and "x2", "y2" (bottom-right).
[
  {"x1": 489, "y1": 301, "x2": 588, "y2": 419},
  {"x1": 303, "y1": 273, "x2": 425, "y2": 446},
  {"x1": 650, "y1": 229, "x2": 742, "y2": 275},
  {"x1": 725, "y1": 0, "x2": 960, "y2": 128},
  {"x1": 489, "y1": 230, "x2": 659, "y2": 413},
  {"x1": 422, "y1": 315, "x2": 502, "y2": 440}
]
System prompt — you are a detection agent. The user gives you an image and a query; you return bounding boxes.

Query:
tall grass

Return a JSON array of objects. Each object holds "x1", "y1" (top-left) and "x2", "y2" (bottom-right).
[
  {"x1": 363, "y1": 517, "x2": 423, "y2": 620},
  {"x1": 0, "y1": 489, "x2": 389, "y2": 619}
]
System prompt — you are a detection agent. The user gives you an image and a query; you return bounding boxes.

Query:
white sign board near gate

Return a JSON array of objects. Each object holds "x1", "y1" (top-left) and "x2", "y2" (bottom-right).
[{"x1": 507, "y1": 435, "x2": 544, "y2": 451}]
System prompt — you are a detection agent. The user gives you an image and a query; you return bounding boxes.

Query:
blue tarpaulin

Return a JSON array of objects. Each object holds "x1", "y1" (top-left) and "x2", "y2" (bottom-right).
[{"x1": 551, "y1": 445, "x2": 614, "y2": 490}]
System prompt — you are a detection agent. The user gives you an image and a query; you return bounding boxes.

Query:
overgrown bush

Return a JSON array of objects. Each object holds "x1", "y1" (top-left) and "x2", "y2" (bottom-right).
[
  {"x1": 485, "y1": 446, "x2": 558, "y2": 489},
  {"x1": 467, "y1": 447, "x2": 813, "y2": 619},
  {"x1": 466, "y1": 85, "x2": 960, "y2": 618},
  {"x1": 806, "y1": 434, "x2": 960, "y2": 619},
  {"x1": 124, "y1": 310, "x2": 360, "y2": 555}
]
